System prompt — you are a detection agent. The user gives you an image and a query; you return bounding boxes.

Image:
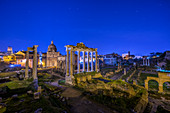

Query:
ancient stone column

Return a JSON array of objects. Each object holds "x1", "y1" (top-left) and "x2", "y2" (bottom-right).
[
  {"x1": 145, "y1": 58, "x2": 147, "y2": 66},
  {"x1": 83, "y1": 51, "x2": 85, "y2": 72},
  {"x1": 91, "y1": 51, "x2": 93, "y2": 71},
  {"x1": 148, "y1": 58, "x2": 150, "y2": 66},
  {"x1": 77, "y1": 51, "x2": 80, "y2": 73},
  {"x1": 25, "y1": 50, "x2": 29, "y2": 79},
  {"x1": 124, "y1": 68, "x2": 126, "y2": 75},
  {"x1": 66, "y1": 47, "x2": 69, "y2": 76},
  {"x1": 95, "y1": 51, "x2": 98, "y2": 72},
  {"x1": 143, "y1": 58, "x2": 144, "y2": 65},
  {"x1": 33, "y1": 45, "x2": 38, "y2": 80},
  {"x1": 87, "y1": 51, "x2": 89, "y2": 72},
  {"x1": 70, "y1": 48, "x2": 73, "y2": 76},
  {"x1": 72, "y1": 51, "x2": 75, "y2": 74}
]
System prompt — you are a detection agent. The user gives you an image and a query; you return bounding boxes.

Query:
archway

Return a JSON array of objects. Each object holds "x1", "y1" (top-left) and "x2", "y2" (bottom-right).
[
  {"x1": 163, "y1": 81, "x2": 170, "y2": 93},
  {"x1": 148, "y1": 80, "x2": 159, "y2": 91}
]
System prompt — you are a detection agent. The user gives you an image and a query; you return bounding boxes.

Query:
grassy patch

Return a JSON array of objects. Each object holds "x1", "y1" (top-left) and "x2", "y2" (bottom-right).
[
  {"x1": 74, "y1": 71, "x2": 99, "y2": 77},
  {"x1": 0, "y1": 80, "x2": 31, "y2": 89},
  {"x1": 0, "y1": 72, "x2": 17, "y2": 78}
]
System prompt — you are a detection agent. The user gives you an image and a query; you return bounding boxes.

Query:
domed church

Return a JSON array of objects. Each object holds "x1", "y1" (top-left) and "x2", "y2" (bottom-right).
[{"x1": 47, "y1": 41, "x2": 60, "y2": 67}]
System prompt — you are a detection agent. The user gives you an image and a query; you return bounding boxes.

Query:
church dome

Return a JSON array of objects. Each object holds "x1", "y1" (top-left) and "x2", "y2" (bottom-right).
[{"x1": 48, "y1": 41, "x2": 57, "y2": 52}]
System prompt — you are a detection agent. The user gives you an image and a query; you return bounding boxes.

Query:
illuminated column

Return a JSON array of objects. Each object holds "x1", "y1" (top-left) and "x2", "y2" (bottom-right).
[
  {"x1": 72, "y1": 51, "x2": 75, "y2": 74},
  {"x1": 91, "y1": 51, "x2": 93, "y2": 71},
  {"x1": 33, "y1": 45, "x2": 38, "y2": 80},
  {"x1": 83, "y1": 51, "x2": 85, "y2": 72},
  {"x1": 95, "y1": 51, "x2": 98, "y2": 72},
  {"x1": 145, "y1": 58, "x2": 147, "y2": 66},
  {"x1": 25, "y1": 50, "x2": 29, "y2": 79},
  {"x1": 87, "y1": 51, "x2": 89, "y2": 72},
  {"x1": 66, "y1": 47, "x2": 69, "y2": 76},
  {"x1": 148, "y1": 58, "x2": 150, "y2": 66},
  {"x1": 70, "y1": 48, "x2": 73, "y2": 76},
  {"x1": 77, "y1": 51, "x2": 80, "y2": 73}
]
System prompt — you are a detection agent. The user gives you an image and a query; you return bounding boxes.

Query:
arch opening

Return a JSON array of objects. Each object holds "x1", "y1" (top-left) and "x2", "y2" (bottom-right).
[
  {"x1": 163, "y1": 81, "x2": 170, "y2": 93},
  {"x1": 148, "y1": 80, "x2": 159, "y2": 91}
]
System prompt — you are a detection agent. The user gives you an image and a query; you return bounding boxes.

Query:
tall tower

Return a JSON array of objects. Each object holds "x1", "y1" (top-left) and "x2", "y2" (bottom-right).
[{"x1": 7, "y1": 46, "x2": 13, "y2": 55}]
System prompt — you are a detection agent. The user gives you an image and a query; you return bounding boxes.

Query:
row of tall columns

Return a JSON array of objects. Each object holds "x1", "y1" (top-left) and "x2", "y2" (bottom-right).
[
  {"x1": 143, "y1": 58, "x2": 150, "y2": 66},
  {"x1": 66, "y1": 48, "x2": 98, "y2": 77},
  {"x1": 78, "y1": 50, "x2": 97, "y2": 73}
]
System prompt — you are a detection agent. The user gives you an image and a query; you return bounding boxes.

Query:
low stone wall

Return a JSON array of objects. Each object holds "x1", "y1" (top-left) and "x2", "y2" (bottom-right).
[{"x1": 75, "y1": 73, "x2": 102, "y2": 84}]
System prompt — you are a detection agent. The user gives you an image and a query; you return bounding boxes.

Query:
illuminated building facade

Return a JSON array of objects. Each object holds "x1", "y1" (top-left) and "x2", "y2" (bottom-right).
[{"x1": 46, "y1": 41, "x2": 60, "y2": 68}]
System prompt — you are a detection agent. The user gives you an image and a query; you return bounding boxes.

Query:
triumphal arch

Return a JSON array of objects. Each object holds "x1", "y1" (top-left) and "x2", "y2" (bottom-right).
[
  {"x1": 65, "y1": 42, "x2": 98, "y2": 85},
  {"x1": 145, "y1": 71, "x2": 170, "y2": 93}
]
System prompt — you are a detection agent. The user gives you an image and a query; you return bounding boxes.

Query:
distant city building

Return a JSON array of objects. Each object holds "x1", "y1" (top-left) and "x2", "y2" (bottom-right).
[
  {"x1": 103, "y1": 53, "x2": 121, "y2": 66},
  {"x1": 142, "y1": 56, "x2": 150, "y2": 66},
  {"x1": 157, "y1": 51, "x2": 170, "y2": 68},
  {"x1": 0, "y1": 52, "x2": 6, "y2": 61},
  {"x1": 7, "y1": 46, "x2": 13, "y2": 55},
  {"x1": 122, "y1": 51, "x2": 135, "y2": 60}
]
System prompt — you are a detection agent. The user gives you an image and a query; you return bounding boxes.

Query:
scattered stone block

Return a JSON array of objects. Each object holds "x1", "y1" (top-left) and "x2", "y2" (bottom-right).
[
  {"x1": 37, "y1": 86, "x2": 42, "y2": 93},
  {"x1": 34, "y1": 92, "x2": 40, "y2": 99},
  {"x1": 27, "y1": 90, "x2": 32, "y2": 94},
  {"x1": 12, "y1": 94, "x2": 18, "y2": 98},
  {"x1": 34, "y1": 108, "x2": 42, "y2": 113},
  {"x1": 0, "y1": 97, "x2": 2, "y2": 102}
]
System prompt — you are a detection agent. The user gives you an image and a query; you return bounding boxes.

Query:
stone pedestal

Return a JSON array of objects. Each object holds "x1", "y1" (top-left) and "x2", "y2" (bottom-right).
[{"x1": 65, "y1": 75, "x2": 74, "y2": 85}]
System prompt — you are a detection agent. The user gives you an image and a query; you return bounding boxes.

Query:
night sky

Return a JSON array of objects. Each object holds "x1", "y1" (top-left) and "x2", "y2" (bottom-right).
[{"x1": 0, "y1": 0, "x2": 170, "y2": 55}]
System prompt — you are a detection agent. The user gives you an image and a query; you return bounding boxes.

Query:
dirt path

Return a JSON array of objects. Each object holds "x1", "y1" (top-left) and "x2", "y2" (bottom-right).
[
  {"x1": 62, "y1": 87, "x2": 117, "y2": 113},
  {"x1": 110, "y1": 71, "x2": 123, "y2": 80}
]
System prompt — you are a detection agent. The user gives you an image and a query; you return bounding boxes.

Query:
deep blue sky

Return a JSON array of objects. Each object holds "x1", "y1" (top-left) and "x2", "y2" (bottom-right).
[{"x1": 0, "y1": 0, "x2": 170, "y2": 55}]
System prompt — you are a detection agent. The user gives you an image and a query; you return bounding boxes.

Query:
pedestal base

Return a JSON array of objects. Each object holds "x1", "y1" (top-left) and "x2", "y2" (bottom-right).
[{"x1": 65, "y1": 75, "x2": 74, "y2": 85}]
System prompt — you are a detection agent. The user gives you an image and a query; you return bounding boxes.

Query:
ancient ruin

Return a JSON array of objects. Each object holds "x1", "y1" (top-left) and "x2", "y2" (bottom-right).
[
  {"x1": 25, "y1": 45, "x2": 38, "y2": 80},
  {"x1": 65, "y1": 42, "x2": 98, "y2": 85},
  {"x1": 145, "y1": 71, "x2": 170, "y2": 93}
]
